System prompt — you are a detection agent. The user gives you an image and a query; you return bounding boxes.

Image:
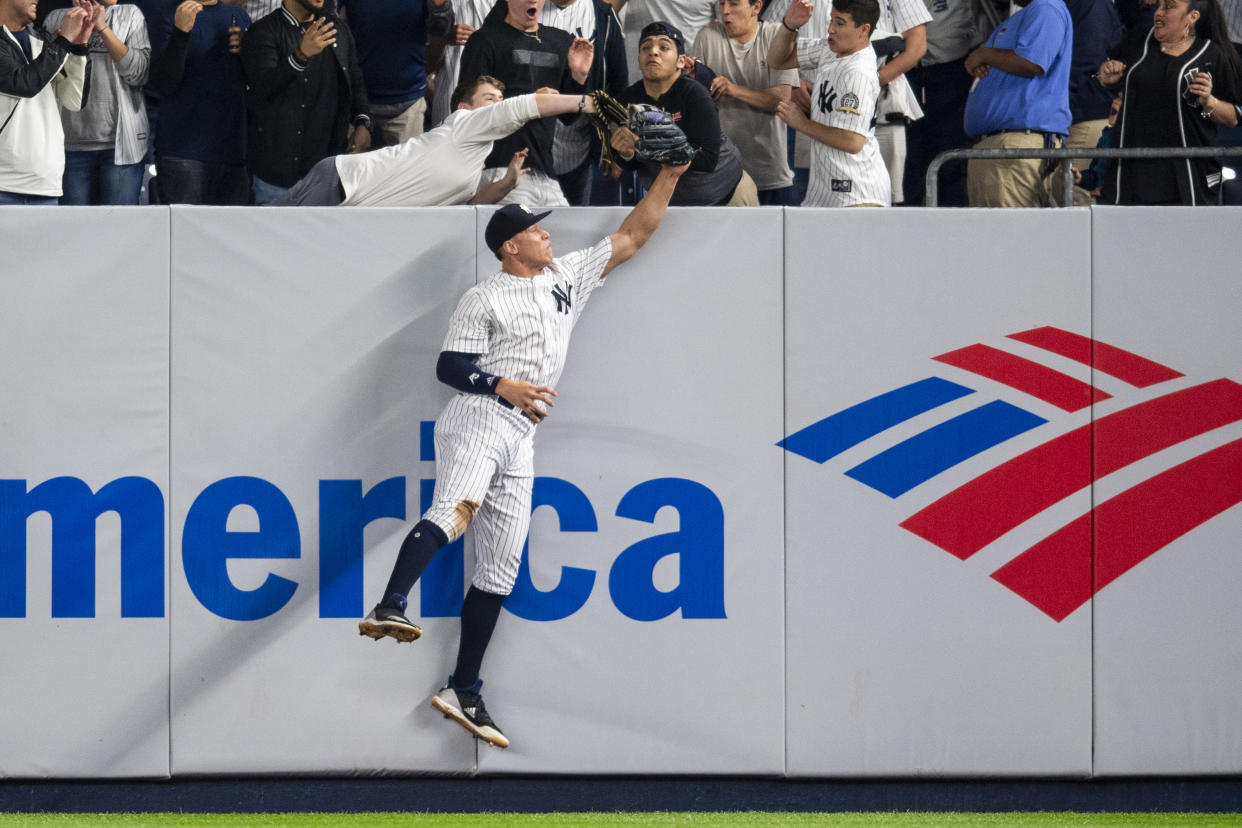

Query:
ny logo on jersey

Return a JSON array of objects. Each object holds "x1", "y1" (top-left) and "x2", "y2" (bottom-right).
[
  {"x1": 552, "y1": 283, "x2": 573, "y2": 314},
  {"x1": 817, "y1": 82, "x2": 837, "y2": 115}
]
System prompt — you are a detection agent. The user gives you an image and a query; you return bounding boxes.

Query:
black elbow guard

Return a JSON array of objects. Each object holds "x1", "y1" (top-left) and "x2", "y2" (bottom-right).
[{"x1": 436, "y1": 351, "x2": 501, "y2": 395}]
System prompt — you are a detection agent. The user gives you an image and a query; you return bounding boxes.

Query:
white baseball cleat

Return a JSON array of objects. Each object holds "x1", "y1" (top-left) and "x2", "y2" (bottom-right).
[
  {"x1": 431, "y1": 682, "x2": 509, "y2": 748},
  {"x1": 358, "y1": 606, "x2": 422, "y2": 642}
]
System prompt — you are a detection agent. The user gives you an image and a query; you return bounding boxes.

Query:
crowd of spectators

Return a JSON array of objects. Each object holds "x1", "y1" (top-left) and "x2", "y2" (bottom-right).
[{"x1": 2, "y1": 0, "x2": 1240, "y2": 206}]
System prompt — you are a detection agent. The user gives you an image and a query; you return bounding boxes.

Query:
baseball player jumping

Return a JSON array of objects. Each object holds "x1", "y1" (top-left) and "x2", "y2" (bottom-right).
[{"x1": 359, "y1": 162, "x2": 689, "y2": 749}]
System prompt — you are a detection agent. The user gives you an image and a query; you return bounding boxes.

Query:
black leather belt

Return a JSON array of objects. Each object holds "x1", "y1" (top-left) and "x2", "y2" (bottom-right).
[
  {"x1": 496, "y1": 395, "x2": 539, "y2": 423},
  {"x1": 983, "y1": 128, "x2": 1050, "y2": 138}
]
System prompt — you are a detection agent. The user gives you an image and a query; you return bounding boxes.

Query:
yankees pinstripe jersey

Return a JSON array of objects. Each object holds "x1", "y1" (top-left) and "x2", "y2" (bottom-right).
[
  {"x1": 879, "y1": 0, "x2": 933, "y2": 40},
  {"x1": 422, "y1": 236, "x2": 614, "y2": 592},
  {"x1": 797, "y1": 41, "x2": 891, "y2": 207},
  {"x1": 442, "y1": 237, "x2": 614, "y2": 390}
]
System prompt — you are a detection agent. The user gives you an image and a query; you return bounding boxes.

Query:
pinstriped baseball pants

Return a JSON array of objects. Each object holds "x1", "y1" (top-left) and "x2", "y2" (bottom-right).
[{"x1": 423, "y1": 394, "x2": 535, "y2": 595}]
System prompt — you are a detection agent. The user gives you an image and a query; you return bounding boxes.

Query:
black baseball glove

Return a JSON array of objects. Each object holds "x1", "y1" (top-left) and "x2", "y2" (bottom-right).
[
  {"x1": 627, "y1": 104, "x2": 697, "y2": 166},
  {"x1": 585, "y1": 89, "x2": 631, "y2": 165},
  {"x1": 585, "y1": 91, "x2": 697, "y2": 167}
]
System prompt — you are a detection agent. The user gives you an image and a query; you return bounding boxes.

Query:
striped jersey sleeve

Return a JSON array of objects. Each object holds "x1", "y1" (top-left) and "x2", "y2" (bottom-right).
[
  {"x1": 440, "y1": 287, "x2": 494, "y2": 354},
  {"x1": 797, "y1": 37, "x2": 828, "y2": 75},
  {"x1": 884, "y1": 0, "x2": 932, "y2": 33},
  {"x1": 552, "y1": 237, "x2": 612, "y2": 321}
]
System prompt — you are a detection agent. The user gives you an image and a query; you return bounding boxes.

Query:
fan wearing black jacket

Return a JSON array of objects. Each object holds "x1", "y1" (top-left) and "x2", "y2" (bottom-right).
[
  {"x1": 240, "y1": 0, "x2": 371, "y2": 203},
  {"x1": 458, "y1": 0, "x2": 595, "y2": 207}
]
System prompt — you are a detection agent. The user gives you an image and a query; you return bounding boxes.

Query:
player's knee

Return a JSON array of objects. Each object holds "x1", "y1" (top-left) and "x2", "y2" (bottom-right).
[
  {"x1": 423, "y1": 500, "x2": 480, "y2": 543},
  {"x1": 452, "y1": 499, "x2": 480, "y2": 535},
  {"x1": 475, "y1": 558, "x2": 520, "y2": 596}
]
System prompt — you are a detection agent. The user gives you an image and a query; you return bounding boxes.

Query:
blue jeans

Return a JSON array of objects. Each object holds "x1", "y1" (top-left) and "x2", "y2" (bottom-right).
[
  {"x1": 784, "y1": 126, "x2": 809, "y2": 206},
  {"x1": 156, "y1": 156, "x2": 250, "y2": 205},
  {"x1": 555, "y1": 159, "x2": 594, "y2": 206},
  {"x1": 587, "y1": 164, "x2": 624, "y2": 206},
  {"x1": 62, "y1": 149, "x2": 144, "y2": 205},
  {"x1": 758, "y1": 186, "x2": 795, "y2": 206},
  {"x1": 0, "y1": 190, "x2": 58, "y2": 205},
  {"x1": 250, "y1": 175, "x2": 290, "y2": 206}
]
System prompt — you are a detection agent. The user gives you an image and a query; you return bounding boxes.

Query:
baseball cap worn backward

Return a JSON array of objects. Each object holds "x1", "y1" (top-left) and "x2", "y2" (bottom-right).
[
  {"x1": 485, "y1": 204, "x2": 553, "y2": 255},
  {"x1": 639, "y1": 21, "x2": 685, "y2": 53}
]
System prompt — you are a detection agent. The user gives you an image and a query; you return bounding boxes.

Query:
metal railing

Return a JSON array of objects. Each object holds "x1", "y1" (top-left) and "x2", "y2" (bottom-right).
[{"x1": 924, "y1": 145, "x2": 1242, "y2": 207}]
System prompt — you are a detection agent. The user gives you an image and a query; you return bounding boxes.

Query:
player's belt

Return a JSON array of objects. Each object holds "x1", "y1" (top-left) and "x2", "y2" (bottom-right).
[{"x1": 495, "y1": 395, "x2": 538, "y2": 424}]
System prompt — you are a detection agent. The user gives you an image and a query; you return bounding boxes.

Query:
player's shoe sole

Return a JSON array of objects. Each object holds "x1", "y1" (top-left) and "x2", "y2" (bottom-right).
[
  {"x1": 431, "y1": 689, "x2": 509, "y2": 748},
  {"x1": 358, "y1": 609, "x2": 422, "y2": 643}
]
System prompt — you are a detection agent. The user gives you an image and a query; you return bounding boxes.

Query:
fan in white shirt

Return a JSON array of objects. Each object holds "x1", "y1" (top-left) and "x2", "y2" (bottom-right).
[{"x1": 271, "y1": 76, "x2": 601, "y2": 206}]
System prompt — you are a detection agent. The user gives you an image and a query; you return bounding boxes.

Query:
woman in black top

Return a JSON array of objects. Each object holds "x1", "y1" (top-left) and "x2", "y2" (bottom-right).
[{"x1": 1097, "y1": 0, "x2": 1242, "y2": 205}]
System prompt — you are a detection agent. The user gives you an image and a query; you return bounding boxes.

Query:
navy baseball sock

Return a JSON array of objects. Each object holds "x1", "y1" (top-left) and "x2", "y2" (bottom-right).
[
  {"x1": 380, "y1": 519, "x2": 448, "y2": 609},
  {"x1": 451, "y1": 586, "x2": 506, "y2": 689}
]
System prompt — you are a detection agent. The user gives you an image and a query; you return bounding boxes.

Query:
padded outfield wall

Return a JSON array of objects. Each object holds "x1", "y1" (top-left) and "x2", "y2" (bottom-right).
[{"x1": 0, "y1": 205, "x2": 1238, "y2": 778}]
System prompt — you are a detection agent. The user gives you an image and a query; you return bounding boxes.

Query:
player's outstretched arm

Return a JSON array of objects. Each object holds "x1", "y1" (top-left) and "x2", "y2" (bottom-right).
[{"x1": 603, "y1": 163, "x2": 689, "y2": 276}]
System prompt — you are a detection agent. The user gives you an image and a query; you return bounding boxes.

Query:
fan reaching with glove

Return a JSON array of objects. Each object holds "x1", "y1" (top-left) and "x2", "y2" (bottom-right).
[{"x1": 585, "y1": 89, "x2": 699, "y2": 167}]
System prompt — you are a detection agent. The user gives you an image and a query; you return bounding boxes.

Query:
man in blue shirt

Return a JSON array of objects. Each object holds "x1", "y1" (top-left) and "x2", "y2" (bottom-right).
[
  {"x1": 962, "y1": 0, "x2": 1072, "y2": 207},
  {"x1": 339, "y1": 0, "x2": 453, "y2": 148},
  {"x1": 149, "y1": 0, "x2": 251, "y2": 204}
]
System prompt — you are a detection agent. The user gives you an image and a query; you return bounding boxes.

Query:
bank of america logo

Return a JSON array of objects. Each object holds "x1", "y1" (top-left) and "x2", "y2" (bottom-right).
[{"x1": 779, "y1": 326, "x2": 1242, "y2": 622}]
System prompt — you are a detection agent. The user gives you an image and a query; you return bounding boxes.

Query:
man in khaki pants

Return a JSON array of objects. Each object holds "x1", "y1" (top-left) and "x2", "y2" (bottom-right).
[{"x1": 962, "y1": 0, "x2": 1073, "y2": 207}]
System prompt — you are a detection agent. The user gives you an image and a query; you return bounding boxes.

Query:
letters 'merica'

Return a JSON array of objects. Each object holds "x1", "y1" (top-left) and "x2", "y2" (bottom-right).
[{"x1": 0, "y1": 475, "x2": 726, "y2": 622}]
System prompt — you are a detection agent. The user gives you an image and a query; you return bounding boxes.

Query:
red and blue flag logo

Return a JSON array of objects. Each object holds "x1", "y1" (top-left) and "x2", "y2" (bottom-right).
[{"x1": 779, "y1": 326, "x2": 1242, "y2": 622}]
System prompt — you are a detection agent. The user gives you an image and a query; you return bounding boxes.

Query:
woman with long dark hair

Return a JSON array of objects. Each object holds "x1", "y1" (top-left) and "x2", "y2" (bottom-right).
[{"x1": 1097, "y1": 0, "x2": 1242, "y2": 204}]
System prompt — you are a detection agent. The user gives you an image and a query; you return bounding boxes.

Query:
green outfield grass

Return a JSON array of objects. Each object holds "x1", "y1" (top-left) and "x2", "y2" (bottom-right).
[{"x1": 2, "y1": 814, "x2": 1240, "y2": 827}]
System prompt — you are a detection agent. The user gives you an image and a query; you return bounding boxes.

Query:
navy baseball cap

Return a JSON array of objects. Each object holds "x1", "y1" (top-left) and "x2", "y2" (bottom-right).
[
  {"x1": 639, "y1": 21, "x2": 685, "y2": 54},
  {"x1": 485, "y1": 204, "x2": 552, "y2": 256}
]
